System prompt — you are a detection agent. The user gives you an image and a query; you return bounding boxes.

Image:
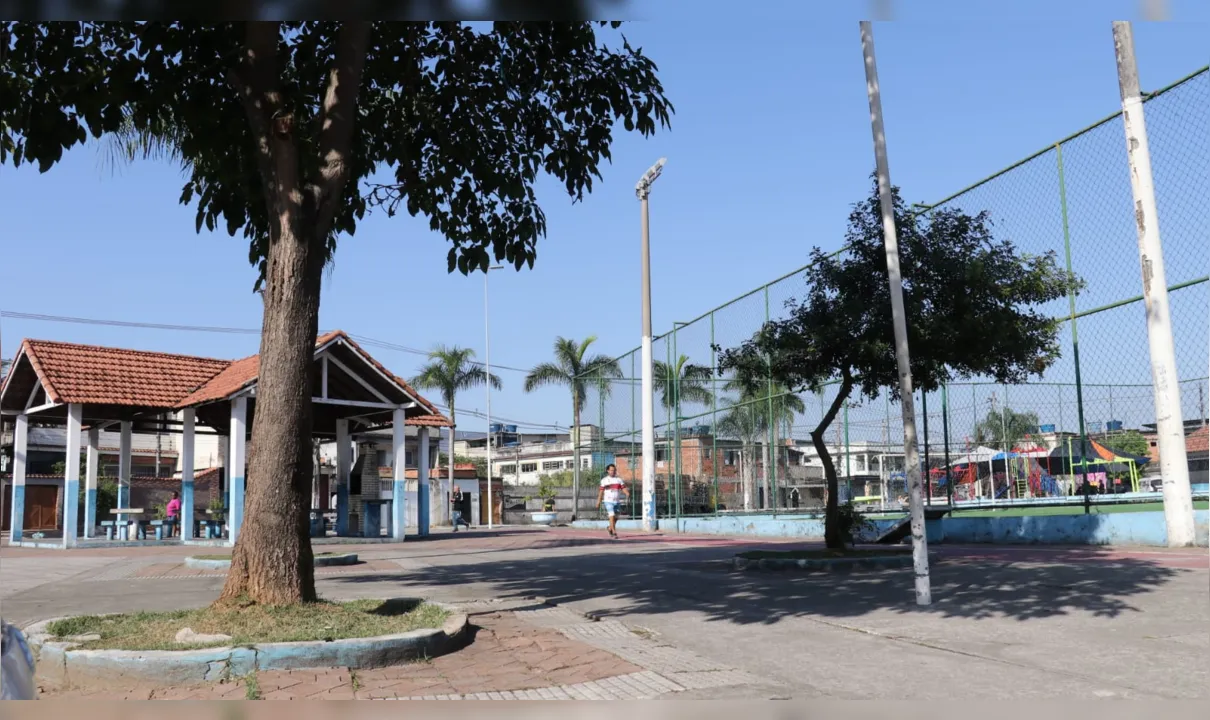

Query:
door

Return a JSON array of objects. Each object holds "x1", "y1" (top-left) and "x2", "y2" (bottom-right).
[{"x1": 25, "y1": 485, "x2": 60, "y2": 531}]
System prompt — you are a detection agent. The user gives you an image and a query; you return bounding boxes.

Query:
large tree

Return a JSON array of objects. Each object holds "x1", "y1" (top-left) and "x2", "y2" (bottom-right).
[
  {"x1": 412, "y1": 345, "x2": 501, "y2": 525},
  {"x1": 717, "y1": 179, "x2": 1080, "y2": 548},
  {"x1": 523, "y1": 335, "x2": 621, "y2": 517},
  {"x1": 974, "y1": 406, "x2": 1040, "y2": 450},
  {"x1": 3, "y1": 20, "x2": 671, "y2": 603}
]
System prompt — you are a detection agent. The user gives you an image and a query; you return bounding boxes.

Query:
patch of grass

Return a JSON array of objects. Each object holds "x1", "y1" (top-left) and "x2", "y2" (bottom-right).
[
  {"x1": 738, "y1": 548, "x2": 911, "y2": 561},
  {"x1": 46, "y1": 599, "x2": 448, "y2": 651},
  {"x1": 244, "y1": 672, "x2": 261, "y2": 700},
  {"x1": 349, "y1": 669, "x2": 361, "y2": 693}
]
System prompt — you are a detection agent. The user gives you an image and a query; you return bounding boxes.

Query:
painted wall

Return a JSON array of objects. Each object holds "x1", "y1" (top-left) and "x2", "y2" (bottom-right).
[{"x1": 572, "y1": 509, "x2": 1209, "y2": 547}]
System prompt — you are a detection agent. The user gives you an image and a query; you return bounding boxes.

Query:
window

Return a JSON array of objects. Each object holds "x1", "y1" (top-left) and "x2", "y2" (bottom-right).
[
  {"x1": 520, "y1": 462, "x2": 538, "y2": 474},
  {"x1": 405, "y1": 451, "x2": 415, "y2": 467},
  {"x1": 542, "y1": 460, "x2": 563, "y2": 471},
  {"x1": 499, "y1": 464, "x2": 516, "y2": 475},
  {"x1": 655, "y1": 447, "x2": 668, "y2": 462},
  {"x1": 723, "y1": 450, "x2": 739, "y2": 466}
]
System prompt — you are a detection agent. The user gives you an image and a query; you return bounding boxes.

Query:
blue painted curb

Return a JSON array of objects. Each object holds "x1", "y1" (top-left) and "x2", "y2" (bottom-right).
[{"x1": 25, "y1": 601, "x2": 468, "y2": 687}]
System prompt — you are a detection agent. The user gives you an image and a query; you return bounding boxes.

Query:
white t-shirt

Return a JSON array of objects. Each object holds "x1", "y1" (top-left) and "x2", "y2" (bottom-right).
[{"x1": 600, "y1": 476, "x2": 625, "y2": 504}]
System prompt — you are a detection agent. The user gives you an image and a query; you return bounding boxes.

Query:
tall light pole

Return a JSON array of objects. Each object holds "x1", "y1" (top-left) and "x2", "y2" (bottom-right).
[
  {"x1": 860, "y1": 21, "x2": 931, "y2": 606},
  {"x1": 1112, "y1": 21, "x2": 1194, "y2": 546},
  {"x1": 636, "y1": 157, "x2": 666, "y2": 532},
  {"x1": 484, "y1": 264, "x2": 503, "y2": 530}
]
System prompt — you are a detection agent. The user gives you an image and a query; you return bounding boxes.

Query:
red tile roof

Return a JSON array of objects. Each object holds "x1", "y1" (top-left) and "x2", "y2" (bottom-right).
[
  {"x1": 1188, "y1": 426, "x2": 1208, "y2": 454},
  {"x1": 14, "y1": 339, "x2": 229, "y2": 408},
  {"x1": 2, "y1": 332, "x2": 451, "y2": 427}
]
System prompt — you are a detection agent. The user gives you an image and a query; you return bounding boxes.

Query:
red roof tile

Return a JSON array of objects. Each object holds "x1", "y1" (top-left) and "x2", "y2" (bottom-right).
[
  {"x1": 16, "y1": 339, "x2": 229, "y2": 408},
  {"x1": 4, "y1": 332, "x2": 450, "y2": 426}
]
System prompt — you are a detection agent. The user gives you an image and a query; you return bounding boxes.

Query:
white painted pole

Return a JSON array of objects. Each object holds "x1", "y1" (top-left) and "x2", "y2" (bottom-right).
[
  {"x1": 637, "y1": 158, "x2": 666, "y2": 532},
  {"x1": 860, "y1": 20, "x2": 931, "y2": 605},
  {"x1": 84, "y1": 427, "x2": 99, "y2": 538},
  {"x1": 62, "y1": 403, "x2": 82, "y2": 548},
  {"x1": 119, "y1": 420, "x2": 132, "y2": 539},
  {"x1": 418, "y1": 426, "x2": 431, "y2": 536},
  {"x1": 1112, "y1": 21, "x2": 1195, "y2": 546},
  {"x1": 181, "y1": 408, "x2": 196, "y2": 540},
  {"x1": 9, "y1": 413, "x2": 28, "y2": 541},
  {"x1": 485, "y1": 265, "x2": 502, "y2": 530},
  {"x1": 391, "y1": 408, "x2": 406, "y2": 540},
  {"x1": 228, "y1": 396, "x2": 247, "y2": 545}
]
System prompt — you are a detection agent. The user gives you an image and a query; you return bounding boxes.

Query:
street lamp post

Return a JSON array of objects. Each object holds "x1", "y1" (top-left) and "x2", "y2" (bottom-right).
[
  {"x1": 485, "y1": 264, "x2": 503, "y2": 530},
  {"x1": 636, "y1": 158, "x2": 666, "y2": 532}
]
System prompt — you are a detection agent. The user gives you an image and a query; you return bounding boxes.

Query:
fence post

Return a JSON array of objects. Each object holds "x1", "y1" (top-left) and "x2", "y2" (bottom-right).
[
  {"x1": 710, "y1": 311, "x2": 720, "y2": 516},
  {"x1": 942, "y1": 383, "x2": 953, "y2": 505},
  {"x1": 631, "y1": 353, "x2": 637, "y2": 519},
  {"x1": 1055, "y1": 142, "x2": 1092, "y2": 513},
  {"x1": 923, "y1": 390, "x2": 931, "y2": 505},
  {"x1": 765, "y1": 285, "x2": 777, "y2": 517},
  {"x1": 672, "y1": 323, "x2": 682, "y2": 524}
]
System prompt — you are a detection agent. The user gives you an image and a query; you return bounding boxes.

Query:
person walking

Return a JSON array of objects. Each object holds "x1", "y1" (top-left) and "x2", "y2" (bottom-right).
[
  {"x1": 596, "y1": 464, "x2": 629, "y2": 539},
  {"x1": 451, "y1": 486, "x2": 472, "y2": 531}
]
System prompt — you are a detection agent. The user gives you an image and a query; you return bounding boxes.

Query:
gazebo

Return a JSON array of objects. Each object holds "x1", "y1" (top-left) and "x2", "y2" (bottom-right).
[{"x1": 0, "y1": 331, "x2": 450, "y2": 548}]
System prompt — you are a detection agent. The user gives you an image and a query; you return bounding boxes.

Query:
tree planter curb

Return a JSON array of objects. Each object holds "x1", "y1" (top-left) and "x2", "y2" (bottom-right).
[
  {"x1": 732, "y1": 552, "x2": 940, "y2": 572},
  {"x1": 184, "y1": 553, "x2": 359, "y2": 570},
  {"x1": 25, "y1": 602, "x2": 468, "y2": 687}
]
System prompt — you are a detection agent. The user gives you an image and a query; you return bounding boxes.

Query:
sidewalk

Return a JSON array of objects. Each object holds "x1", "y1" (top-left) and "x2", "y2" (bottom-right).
[{"x1": 37, "y1": 598, "x2": 765, "y2": 700}]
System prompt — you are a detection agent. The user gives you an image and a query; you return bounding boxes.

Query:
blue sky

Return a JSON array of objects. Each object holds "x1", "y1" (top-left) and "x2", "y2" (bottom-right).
[{"x1": 1, "y1": 4, "x2": 1207, "y2": 439}]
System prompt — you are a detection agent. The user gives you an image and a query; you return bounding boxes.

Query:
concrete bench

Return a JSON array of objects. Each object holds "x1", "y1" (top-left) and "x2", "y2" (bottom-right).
[{"x1": 149, "y1": 519, "x2": 177, "y2": 540}]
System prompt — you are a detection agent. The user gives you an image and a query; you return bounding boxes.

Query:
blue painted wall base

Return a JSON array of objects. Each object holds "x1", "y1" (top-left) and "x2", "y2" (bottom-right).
[{"x1": 571, "y1": 510, "x2": 1210, "y2": 548}]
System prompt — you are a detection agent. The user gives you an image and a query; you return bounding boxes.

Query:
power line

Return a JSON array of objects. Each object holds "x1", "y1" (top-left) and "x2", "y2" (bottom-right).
[{"x1": 0, "y1": 309, "x2": 532, "y2": 372}]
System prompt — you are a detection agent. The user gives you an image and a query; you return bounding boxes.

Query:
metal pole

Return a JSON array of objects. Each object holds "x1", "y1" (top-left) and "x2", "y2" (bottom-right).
[
  {"x1": 637, "y1": 158, "x2": 665, "y2": 532},
  {"x1": 1112, "y1": 22, "x2": 1195, "y2": 545},
  {"x1": 923, "y1": 391, "x2": 931, "y2": 505},
  {"x1": 860, "y1": 20, "x2": 930, "y2": 605},
  {"x1": 942, "y1": 383, "x2": 953, "y2": 505},
  {"x1": 711, "y1": 312, "x2": 719, "y2": 515},
  {"x1": 485, "y1": 265, "x2": 502, "y2": 530},
  {"x1": 765, "y1": 287, "x2": 776, "y2": 516}
]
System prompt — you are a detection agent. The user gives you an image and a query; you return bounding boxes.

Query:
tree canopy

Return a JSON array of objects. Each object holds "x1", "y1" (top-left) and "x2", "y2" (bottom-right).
[
  {"x1": 717, "y1": 178, "x2": 1081, "y2": 547},
  {"x1": 2, "y1": 22, "x2": 673, "y2": 285},
  {"x1": 974, "y1": 406, "x2": 1042, "y2": 449}
]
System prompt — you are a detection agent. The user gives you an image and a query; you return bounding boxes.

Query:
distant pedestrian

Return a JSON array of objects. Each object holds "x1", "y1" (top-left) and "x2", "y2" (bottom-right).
[
  {"x1": 451, "y1": 487, "x2": 471, "y2": 531},
  {"x1": 597, "y1": 464, "x2": 629, "y2": 539},
  {"x1": 165, "y1": 491, "x2": 181, "y2": 537}
]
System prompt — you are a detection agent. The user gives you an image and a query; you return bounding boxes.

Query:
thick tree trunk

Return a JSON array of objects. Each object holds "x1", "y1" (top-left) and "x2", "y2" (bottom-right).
[
  {"x1": 217, "y1": 21, "x2": 369, "y2": 606},
  {"x1": 813, "y1": 372, "x2": 855, "y2": 550},
  {"x1": 220, "y1": 215, "x2": 323, "y2": 605}
]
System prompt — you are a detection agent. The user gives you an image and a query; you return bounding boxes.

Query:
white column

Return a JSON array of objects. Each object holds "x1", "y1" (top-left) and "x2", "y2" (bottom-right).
[
  {"x1": 417, "y1": 426, "x2": 431, "y2": 536},
  {"x1": 181, "y1": 408, "x2": 196, "y2": 540},
  {"x1": 62, "y1": 403, "x2": 82, "y2": 548},
  {"x1": 118, "y1": 420, "x2": 132, "y2": 540},
  {"x1": 1113, "y1": 22, "x2": 1195, "y2": 546},
  {"x1": 9, "y1": 414, "x2": 28, "y2": 540},
  {"x1": 391, "y1": 410, "x2": 406, "y2": 540},
  {"x1": 336, "y1": 418, "x2": 350, "y2": 535},
  {"x1": 84, "y1": 427, "x2": 99, "y2": 538},
  {"x1": 229, "y1": 396, "x2": 247, "y2": 545}
]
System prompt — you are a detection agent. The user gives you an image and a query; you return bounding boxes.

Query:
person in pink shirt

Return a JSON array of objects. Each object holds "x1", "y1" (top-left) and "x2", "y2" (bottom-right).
[{"x1": 165, "y1": 491, "x2": 181, "y2": 537}]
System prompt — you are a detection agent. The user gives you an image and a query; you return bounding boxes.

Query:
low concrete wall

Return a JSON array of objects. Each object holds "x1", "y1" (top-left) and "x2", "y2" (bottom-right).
[
  {"x1": 26, "y1": 603, "x2": 468, "y2": 687},
  {"x1": 571, "y1": 510, "x2": 1209, "y2": 547}
]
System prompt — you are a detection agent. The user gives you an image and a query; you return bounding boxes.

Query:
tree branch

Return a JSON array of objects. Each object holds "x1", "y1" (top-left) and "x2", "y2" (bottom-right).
[
  {"x1": 228, "y1": 22, "x2": 286, "y2": 233},
  {"x1": 311, "y1": 21, "x2": 372, "y2": 237}
]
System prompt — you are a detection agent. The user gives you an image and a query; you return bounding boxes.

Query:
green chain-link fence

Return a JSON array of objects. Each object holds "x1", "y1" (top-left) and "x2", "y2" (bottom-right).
[{"x1": 578, "y1": 65, "x2": 1208, "y2": 521}]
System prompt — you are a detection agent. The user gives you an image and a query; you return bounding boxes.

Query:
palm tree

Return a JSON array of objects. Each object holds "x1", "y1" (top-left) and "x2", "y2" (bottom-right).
[
  {"x1": 718, "y1": 375, "x2": 804, "y2": 511},
  {"x1": 412, "y1": 345, "x2": 502, "y2": 525},
  {"x1": 974, "y1": 406, "x2": 1039, "y2": 450},
  {"x1": 653, "y1": 355, "x2": 712, "y2": 414},
  {"x1": 524, "y1": 336, "x2": 621, "y2": 518}
]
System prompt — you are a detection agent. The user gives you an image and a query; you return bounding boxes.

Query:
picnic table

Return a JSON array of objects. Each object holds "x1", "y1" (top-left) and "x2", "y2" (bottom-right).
[{"x1": 105, "y1": 508, "x2": 145, "y2": 541}]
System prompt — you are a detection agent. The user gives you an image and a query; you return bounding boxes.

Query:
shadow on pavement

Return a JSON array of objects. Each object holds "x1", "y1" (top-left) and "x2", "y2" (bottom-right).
[{"x1": 324, "y1": 542, "x2": 1194, "y2": 624}]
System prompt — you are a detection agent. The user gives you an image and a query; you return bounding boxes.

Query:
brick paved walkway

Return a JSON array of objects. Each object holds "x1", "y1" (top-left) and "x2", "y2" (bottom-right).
[{"x1": 36, "y1": 603, "x2": 718, "y2": 700}]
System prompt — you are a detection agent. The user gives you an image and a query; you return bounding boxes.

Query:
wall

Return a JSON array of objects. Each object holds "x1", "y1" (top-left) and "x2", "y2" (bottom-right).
[{"x1": 571, "y1": 510, "x2": 1209, "y2": 547}]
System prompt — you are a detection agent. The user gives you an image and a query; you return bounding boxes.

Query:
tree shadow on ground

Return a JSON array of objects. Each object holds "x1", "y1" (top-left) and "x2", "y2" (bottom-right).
[{"x1": 324, "y1": 543, "x2": 1200, "y2": 625}]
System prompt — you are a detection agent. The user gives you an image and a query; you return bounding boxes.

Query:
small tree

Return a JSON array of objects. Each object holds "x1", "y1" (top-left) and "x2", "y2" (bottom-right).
[{"x1": 717, "y1": 178, "x2": 1080, "y2": 548}]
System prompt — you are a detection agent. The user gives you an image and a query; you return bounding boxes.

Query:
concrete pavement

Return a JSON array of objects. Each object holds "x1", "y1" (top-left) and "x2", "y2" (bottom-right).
[{"x1": 3, "y1": 527, "x2": 1206, "y2": 699}]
